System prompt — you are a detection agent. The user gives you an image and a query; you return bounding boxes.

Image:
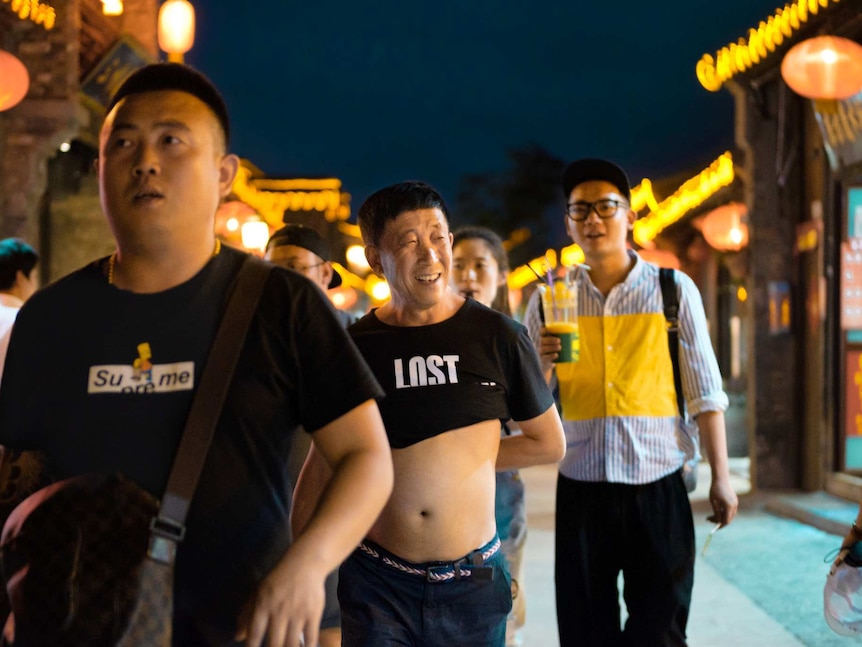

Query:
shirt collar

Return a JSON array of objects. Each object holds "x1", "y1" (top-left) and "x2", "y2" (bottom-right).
[{"x1": 576, "y1": 249, "x2": 645, "y2": 293}]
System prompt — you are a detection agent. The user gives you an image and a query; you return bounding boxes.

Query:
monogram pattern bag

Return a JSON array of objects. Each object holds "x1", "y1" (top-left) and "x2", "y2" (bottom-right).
[{"x1": 0, "y1": 255, "x2": 272, "y2": 646}]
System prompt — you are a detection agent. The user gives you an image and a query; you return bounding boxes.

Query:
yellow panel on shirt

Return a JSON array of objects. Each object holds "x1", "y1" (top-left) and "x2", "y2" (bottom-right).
[{"x1": 556, "y1": 313, "x2": 677, "y2": 421}]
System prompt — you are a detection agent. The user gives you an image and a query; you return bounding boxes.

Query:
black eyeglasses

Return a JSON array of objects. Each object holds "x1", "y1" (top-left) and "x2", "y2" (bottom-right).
[
  {"x1": 565, "y1": 198, "x2": 629, "y2": 222},
  {"x1": 281, "y1": 261, "x2": 325, "y2": 273}
]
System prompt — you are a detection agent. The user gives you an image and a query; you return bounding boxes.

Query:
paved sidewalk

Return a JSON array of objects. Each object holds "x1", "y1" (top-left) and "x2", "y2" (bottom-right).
[{"x1": 518, "y1": 462, "x2": 852, "y2": 647}]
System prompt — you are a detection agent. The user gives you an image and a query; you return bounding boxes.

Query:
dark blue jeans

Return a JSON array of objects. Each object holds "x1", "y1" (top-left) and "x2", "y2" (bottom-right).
[{"x1": 339, "y1": 537, "x2": 511, "y2": 647}]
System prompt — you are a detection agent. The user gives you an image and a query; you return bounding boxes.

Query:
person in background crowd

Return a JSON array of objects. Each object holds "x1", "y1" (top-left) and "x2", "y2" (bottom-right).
[
  {"x1": 296, "y1": 180, "x2": 565, "y2": 647},
  {"x1": 0, "y1": 238, "x2": 38, "y2": 385},
  {"x1": 265, "y1": 223, "x2": 352, "y2": 647},
  {"x1": 524, "y1": 158, "x2": 738, "y2": 646},
  {"x1": 451, "y1": 225, "x2": 528, "y2": 647},
  {"x1": 0, "y1": 63, "x2": 393, "y2": 647},
  {"x1": 265, "y1": 223, "x2": 353, "y2": 328}
]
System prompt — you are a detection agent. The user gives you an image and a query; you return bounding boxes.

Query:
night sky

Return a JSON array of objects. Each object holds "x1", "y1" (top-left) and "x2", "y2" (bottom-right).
[{"x1": 186, "y1": 0, "x2": 782, "y2": 214}]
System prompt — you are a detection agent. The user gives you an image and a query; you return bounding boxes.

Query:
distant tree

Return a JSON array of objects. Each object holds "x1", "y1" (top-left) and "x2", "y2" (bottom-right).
[{"x1": 453, "y1": 143, "x2": 566, "y2": 267}]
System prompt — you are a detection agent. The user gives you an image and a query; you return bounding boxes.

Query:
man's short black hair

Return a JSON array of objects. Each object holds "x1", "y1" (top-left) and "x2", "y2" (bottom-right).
[
  {"x1": 357, "y1": 181, "x2": 450, "y2": 248},
  {"x1": 0, "y1": 239, "x2": 38, "y2": 291},
  {"x1": 106, "y1": 63, "x2": 230, "y2": 146}
]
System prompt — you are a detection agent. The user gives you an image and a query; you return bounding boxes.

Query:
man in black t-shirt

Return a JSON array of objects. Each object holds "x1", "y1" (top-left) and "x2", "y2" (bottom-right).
[
  {"x1": 0, "y1": 64, "x2": 393, "y2": 647},
  {"x1": 296, "y1": 181, "x2": 566, "y2": 647}
]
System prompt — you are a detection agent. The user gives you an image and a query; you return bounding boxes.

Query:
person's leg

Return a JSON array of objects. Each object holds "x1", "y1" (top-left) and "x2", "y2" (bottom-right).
[
  {"x1": 505, "y1": 534, "x2": 526, "y2": 646},
  {"x1": 620, "y1": 471, "x2": 694, "y2": 647},
  {"x1": 555, "y1": 475, "x2": 626, "y2": 647},
  {"x1": 317, "y1": 568, "x2": 341, "y2": 647},
  {"x1": 338, "y1": 550, "x2": 418, "y2": 647},
  {"x1": 422, "y1": 549, "x2": 512, "y2": 647}
]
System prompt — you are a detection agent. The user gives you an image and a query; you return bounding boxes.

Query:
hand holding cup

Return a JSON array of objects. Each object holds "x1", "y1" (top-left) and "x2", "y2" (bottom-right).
[{"x1": 539, "y1": 280, "x2": 579, "y2": 363}]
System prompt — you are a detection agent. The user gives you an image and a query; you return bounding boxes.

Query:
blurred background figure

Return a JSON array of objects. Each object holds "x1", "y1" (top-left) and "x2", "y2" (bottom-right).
[
  {"x1": 0, "y1": 238, "x2": 38, "y2": 384},
  {"x1": 451, "y1": 225, "x2": 526, "y2": 647},
  {"x1": 265, "y1": 223, "x2": 352, "y2": 329}
]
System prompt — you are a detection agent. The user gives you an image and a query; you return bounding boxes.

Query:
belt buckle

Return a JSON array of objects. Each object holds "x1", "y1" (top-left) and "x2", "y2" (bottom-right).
[{"x1": 425, "y1": 563, "x2": 455, "y2": 582}]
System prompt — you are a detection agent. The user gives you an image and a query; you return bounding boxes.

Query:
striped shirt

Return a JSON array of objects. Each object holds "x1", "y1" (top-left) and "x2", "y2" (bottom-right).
[{"x1": 524, "y1": 251, "x2": 727, "y2": 484}]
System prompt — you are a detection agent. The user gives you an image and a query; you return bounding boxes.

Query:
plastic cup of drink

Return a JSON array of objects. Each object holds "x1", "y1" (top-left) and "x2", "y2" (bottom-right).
[{"x1": 539, "y1": 282, "x2": 579, "y2": 363}]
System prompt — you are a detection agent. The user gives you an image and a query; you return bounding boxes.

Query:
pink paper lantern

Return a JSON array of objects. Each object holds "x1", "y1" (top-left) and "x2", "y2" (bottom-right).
[
  {"x1": 781, "y1": 36, "x2": 862, "y2": 100},
  {"x1": 702, "y1": 203, "x2": 749, "y2": 252},
  {"x1": 0, "y1": 50, "x2": 30, "y2": 112}
]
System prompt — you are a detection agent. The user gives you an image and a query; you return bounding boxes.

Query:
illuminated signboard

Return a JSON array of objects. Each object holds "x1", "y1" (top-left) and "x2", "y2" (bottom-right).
[
  {"x1": 2, "y1": 0, "x2": 55, "y2": 30},
  {"x1": 696, "y1": 0, "x2": 841, "y2": 92},
  {"x1": 633, "y1": 152, "x2": 735, "y2": 246},
  {"x1": 231, "y1": 165, "x2": 350, "y2": 227}
]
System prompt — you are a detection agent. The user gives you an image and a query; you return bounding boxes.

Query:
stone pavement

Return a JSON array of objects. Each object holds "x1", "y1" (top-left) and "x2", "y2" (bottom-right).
[{"x1": 517, "y1": 461, "x2": 857, "y2": 647}]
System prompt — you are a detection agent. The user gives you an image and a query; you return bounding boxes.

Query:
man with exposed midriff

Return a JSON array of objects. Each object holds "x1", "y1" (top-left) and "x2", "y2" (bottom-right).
[{"x1": 294, "y1": 180, "x2": 565, "y2": 647}]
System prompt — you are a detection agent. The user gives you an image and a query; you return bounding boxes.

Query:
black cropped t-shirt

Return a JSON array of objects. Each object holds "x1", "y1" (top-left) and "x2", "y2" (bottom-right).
[{"x1": 349, "y1": 298, "x2": 554, "y2": 449}]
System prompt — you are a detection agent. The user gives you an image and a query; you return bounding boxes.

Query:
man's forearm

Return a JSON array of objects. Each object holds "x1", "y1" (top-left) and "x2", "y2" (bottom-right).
[
  {"x1": 496, "y1": 406, "x2": 565, "y2": 471},
  {"x1": 290, "y1": 444, "x2": 393, "y2": 573},
  {"x1": 697, "y1": 410, "x2": 731, "y2": 480}
]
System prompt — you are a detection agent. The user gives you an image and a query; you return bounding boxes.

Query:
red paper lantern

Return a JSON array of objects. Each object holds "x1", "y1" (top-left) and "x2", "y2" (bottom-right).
[
  {"x1": 781, "y1": 36, "x2": 862, "y2": 100},
  {"x1": 701, "y1": 203, "x2": 749, "y2": 252},
  {"x1": 0, "y1": 50, "x2": 30, "y2": 112}
]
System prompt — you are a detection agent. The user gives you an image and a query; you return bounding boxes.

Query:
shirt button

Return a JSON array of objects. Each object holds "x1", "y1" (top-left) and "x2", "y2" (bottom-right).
[
  {"x1": 607, "y1": 382, "x2": 614, "y2": 388},
  {"x1": 607, "y1": 345, "x2": 613, "y2": 351}
]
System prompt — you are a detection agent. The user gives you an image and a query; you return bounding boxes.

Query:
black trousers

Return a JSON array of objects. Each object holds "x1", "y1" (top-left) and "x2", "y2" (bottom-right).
[{"x1": 554, "y1": 471, "x2": 694, "y2": 647}]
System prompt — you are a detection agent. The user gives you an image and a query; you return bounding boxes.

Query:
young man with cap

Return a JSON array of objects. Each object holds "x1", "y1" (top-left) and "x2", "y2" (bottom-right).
[
  {"x1": 524, "y1": 159, "x2": 738, "y2": 646},
  {"x1": 264, "y1": 223, "x2": 351, "y2": 647},
  {"x1": 0, "y1": 63, "x2": 393, "y2": 647},
  {"x1": 297, "y1": 180, "x2": 566, "y2": 647},
  {"x1": 265, "y1": 224, "x2": 353, "y2": 328}
]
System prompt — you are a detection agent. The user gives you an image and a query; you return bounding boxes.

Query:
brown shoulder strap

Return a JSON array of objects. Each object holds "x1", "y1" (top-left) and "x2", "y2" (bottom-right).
[{"x1": 148, "y1": 255, "x2": 272, "y2": 561}]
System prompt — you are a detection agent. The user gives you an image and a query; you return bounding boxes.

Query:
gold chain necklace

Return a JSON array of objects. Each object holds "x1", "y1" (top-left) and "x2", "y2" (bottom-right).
[{"x1": 107, "y1": 239, "x2": 222, "y2": 285}]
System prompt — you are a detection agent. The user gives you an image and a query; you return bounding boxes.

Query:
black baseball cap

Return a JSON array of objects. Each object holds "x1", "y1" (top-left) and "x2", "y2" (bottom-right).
[
  {"x1": 562, "y1": 158, "x2": 631, "y2": 203},
  {"x1": 107, "y1": 63, "x2": 231, "y2": 146},
  {"x1": 266, "y1": 224, "x2": 342, "y2": 288}
]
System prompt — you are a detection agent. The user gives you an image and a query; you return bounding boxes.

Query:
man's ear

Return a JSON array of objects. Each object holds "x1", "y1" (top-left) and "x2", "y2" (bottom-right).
[
  {"x1": 365, "y1": 245, "x2": 383, "y2": 277},
  {"x1": 218, "y1": 154, "x2": 240, "y2": 198},
  {"x1": 320, "y1": 262, "x2": 335, "y2": 290}
]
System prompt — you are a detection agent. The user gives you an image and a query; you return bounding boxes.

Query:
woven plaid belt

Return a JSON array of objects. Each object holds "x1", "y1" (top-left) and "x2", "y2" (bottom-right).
[{"x1": 358, "y1": 536, "x2": 501, "y2": 583}]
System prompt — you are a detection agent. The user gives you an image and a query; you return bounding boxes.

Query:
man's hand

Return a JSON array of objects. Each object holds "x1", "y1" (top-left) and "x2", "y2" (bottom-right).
[
  {"x1": 707, "y1": 476, "x2": 738, "y2": 527},
  {"x1": 238, "y1": 399, "x2": 392, "y2": 647},
  {"x1": 536, "y1": 327, "x2": 561, "y2": 382},
  {"x1": 235, "y1": 551, "x2": 326, "y2": 647},
  {"x1": 697, "y1": 410, "x2": 738, "y2": 528}
]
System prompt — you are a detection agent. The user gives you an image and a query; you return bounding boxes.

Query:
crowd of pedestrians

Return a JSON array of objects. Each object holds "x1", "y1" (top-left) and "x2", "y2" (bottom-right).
[{"x1": 0, "y1": 62, "x2": 738, "y2": 647}]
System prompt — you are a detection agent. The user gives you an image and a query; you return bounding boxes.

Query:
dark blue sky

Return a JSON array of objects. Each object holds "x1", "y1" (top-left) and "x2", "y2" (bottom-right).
[{"x1": 187, "y1": 1, "x2": 781, "y2": 210}]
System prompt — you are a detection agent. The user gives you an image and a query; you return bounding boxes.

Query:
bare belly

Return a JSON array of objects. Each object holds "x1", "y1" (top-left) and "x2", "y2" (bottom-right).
[{"x1": 367, "y1": 420, "x2": 500, "y2": 562}]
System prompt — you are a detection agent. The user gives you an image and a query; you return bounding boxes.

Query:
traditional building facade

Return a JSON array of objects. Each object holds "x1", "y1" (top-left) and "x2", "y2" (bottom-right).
[
  {"x1": 698, "y1": 0, "x2": 862, "y2": 492},
  {"x1": 0, "y1": 0, "x2": 158, "y2": 282}
]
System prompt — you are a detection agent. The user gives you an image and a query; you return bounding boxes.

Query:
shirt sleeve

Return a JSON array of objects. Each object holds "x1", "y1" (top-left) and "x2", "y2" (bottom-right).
[
  {"x1": 284, "y1": 275, "x2": 384, "y2": 432},
  {"x1": 676, "y1": 272, "x2": 728, "y2": 417},
  {"x1": 505, "y1": 323, "x2": 555, "y2": 422}
]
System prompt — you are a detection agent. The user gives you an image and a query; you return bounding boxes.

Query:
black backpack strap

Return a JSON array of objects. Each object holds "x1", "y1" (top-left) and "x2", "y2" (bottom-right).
[{"x1": 659, "y1": 268, "x2": 686, "y2": 421}]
